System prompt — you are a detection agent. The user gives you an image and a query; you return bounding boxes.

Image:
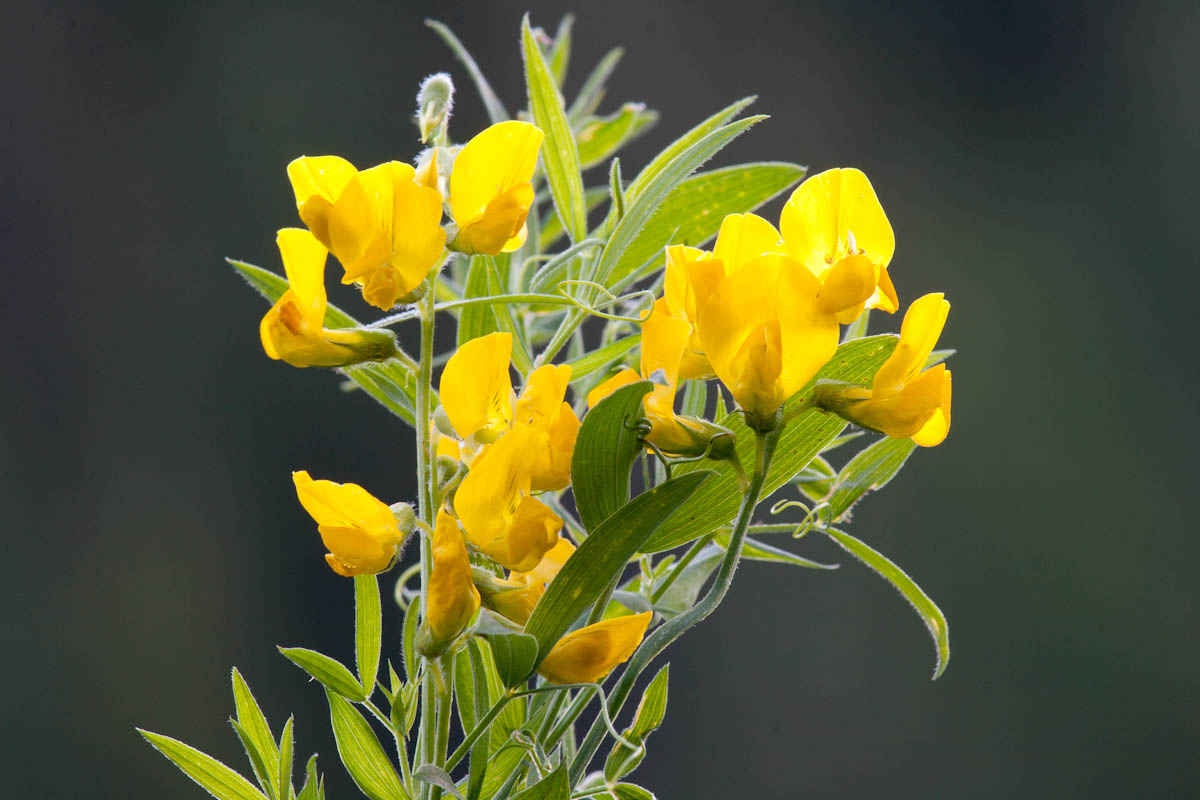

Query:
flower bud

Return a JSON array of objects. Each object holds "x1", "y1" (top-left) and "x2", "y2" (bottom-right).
[
  {"x1": 416, "y1": 73, "x2": 455, "y2": 144},
  {"x1": 417, "y1": 510, "x2": 480, "y2": 657}
]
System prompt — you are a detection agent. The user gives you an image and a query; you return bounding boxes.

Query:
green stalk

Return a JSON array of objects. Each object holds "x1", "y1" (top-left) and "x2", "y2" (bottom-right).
[
  {"x1": 568, "y1": 428, "x2": 781, "y2": 783},
  {"x1": 429, "y1": 655, "x2": 454, "y2": 800},
  {"x1": 445, "y1": 689, "x2": 516, "y2": 772},
  {"x1": 415, "y1": 269, "x2": 440, "y2": 796}
]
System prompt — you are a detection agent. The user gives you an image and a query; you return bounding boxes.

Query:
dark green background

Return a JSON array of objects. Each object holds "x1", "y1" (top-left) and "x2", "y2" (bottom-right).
[{"x1": 4, "y1": 1, "x2": 1196, "y2": 797}]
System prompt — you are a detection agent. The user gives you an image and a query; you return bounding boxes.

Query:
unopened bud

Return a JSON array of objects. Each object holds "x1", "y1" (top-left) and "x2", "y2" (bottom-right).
[
  {"x1": 389, "y1": 502, "x2": 417, "y2": 534},
  {"x1": 416, "y1": 72, "x2": 455, "y2": 144}
]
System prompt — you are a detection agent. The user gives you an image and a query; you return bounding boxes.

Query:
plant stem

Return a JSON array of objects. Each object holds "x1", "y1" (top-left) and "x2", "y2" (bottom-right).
[
  {"x1": 445, "y1": 690, "x2": 516, "y2": 772},
  {"x1": 567, "y1": 427, "x2": 781, "y2": 783},
  {"x1": 415, "y1": 269, "x2": 440, "y2": 797},
  {"x1": 429, "y1": 654, "x2": 454, "y2": 800}
]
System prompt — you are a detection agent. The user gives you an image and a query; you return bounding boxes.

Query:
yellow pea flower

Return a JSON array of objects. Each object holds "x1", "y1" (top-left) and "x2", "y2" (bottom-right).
[
  {"x1": 820, "y1": 293, "x2": 953, "y2": 446},
  {"x1": 698, "y1": 253, "x2": 839, "y2": 420},
  {"x1": 779, "y1": 167, "x2": 898, "y2": 324},
  {"x1": 327, "y1": 161, "x2": 446, "y2": 310},
  {"x1": 513, "y1": 364, "x2": 581, "y2": 492},
  {"x1": 484, "y1": 537, "x2": 576, "y2": 625},
  {"x1": 439, "y1": 332, "x2": 515, "y2": 443},
  {"x1": 449, "y1": 121, "x2": 544, "y2": 255},
  {"x1": 423, "y1": 510, "x2": 481, "y2": 651},
  {"x1": 537, "y1": 611, "x2": 653, "y2": 685},
  {"x1": 454, "y1": 425, "x2": 563, "y2": 572},
  {"x1": 287, "y1": 156, "x2": 358, "y2": 249},
  {"x1": 259, "y1": 228, "x2": 398, "y2": 368},
  {"x1": 292, "y1": 471, "x2": 406, "y2": 577}
]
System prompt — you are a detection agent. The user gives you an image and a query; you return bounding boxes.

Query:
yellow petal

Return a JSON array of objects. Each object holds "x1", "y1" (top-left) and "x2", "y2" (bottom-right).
[
  {"x1": 293, "y1": 471, "x2": 402, "y2": 576},
  {"x1": 498, "y1": 495, "x2": 564, "y2": 572},
  {"x1": 276, "y1": 228, "x2": 329, "y2": 330},
  {"x1": 699, "y1": 254, "x2": 837, "y2": 416},
  {"x1": 911, "y1": 369, "x2": 952, "y2": 447},
  {"x1": 456, "y1": 183, "x2": 536, "y2": 256},
  {"x1": 872, "y1": 293, "x2": 949, "y2": 394},
  {"x1": 818, "y1": 253, "x2": 878, "y2": 316},
  {"x1": 515, "y1": 364, "x2": 572, "y2": 428},
  {"x1": 662, "y1": 245, "x2": 710, "y2": 321},
  {"x1": 587, "y1": 369, "x2": 641, "y2": 408},
  {"x1": 712, "y1": 212, "x2": 783, "y2": 273},
  {"x1": 427, "y1": 510, "x2": 481, "y2": 642},
  {"x1": 524, "y1": 537, "x2": 576, "y2": 586},
  {"x1": 450, "y1": 122, "x2": 544, "y2": 229},
  {"x1": 780, "y1": 167, "x2": 895, "y2": 281},
  {"x1": 530, "y1": 403, "x2": 580, "y2": 492},
  {"x1": 537, "y1": 611, "x2": 652, "y2": 685},
  {"x1": 489, "y1": 582, "x2": 544, "y2": 625},
  {"x1": 287, "y1": 156, "x2": 358, "y2": 248},
  {"x1": 440, "y1": 332, "x2": 514, "y2": 441}
]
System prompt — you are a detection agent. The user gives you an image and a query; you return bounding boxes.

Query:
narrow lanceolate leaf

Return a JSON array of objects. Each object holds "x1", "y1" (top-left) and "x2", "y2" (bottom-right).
[
  {"x1": 465, "y1": 640, "x2": 492, "y2": 800},
  {"x1": 402, "y1": 598, "x2": 421, "y2": 683},
  {"x1": 611, "y1": 784, "x2": 656, "y2": 800},
  {"x1": 643, "y1": 336, "x2": 899, "y2": 552},
  {"x1": 230, "y1": 259, "x2": 420, "y2": 426},
  {"x1": 277, "y1": 717, "x2": 294, "y2": 800},
  {"x1": 139, "y1": 729, "x2": 268, "y2": 800},
  {"x1": 823, "y1": 527, "x2": 950, "y2": 680},
  {"x1": 485, "y1": 631, "x2": 540, "y2": 687},
  {"x1": 325, "y1": 690, "x2": 409, "y2": 800},
  {"x1": 231, "y1": 668, "x2": 280, "y2": 796},
  {"x1": 623, "y1": 96, "x2": 756, "y2": 204},
  {"x1": 523, "y1": 15, "x2": 587, "y2": 243},
  {"x1": 567, "y1": 47, "x2": 624, "y2": 124},
  {"x1": 526, "y1": 472, "x2": 711, "y2": 663},
  {"x1": 512, "y1": 766, "x2": 569, "y2": 800},
  {"x1": 458, "y1": 256, "x2": 501, "y2": 347},
  {"x1": 604, "y1": 664, "x2": 669, "y2": 783},
  {"x1": 571, "y1": 380, "x2": 652, "y2": 531},
  {"x1": 297, "y1": 755, "x2": 321, "y2": 800},
  {"x1": 563, "y1": 334, "x2": 640, "y2": 384},
  {"x1": 713, "y1": 533, "x2": 839, "y2": 570},
  {"x1": 279, "y1": 647, "x2": 367, "y2": 702},
  {"x1": 589, "y1": 116, "x2": 766, "y2": 293},
  {"x1": 577, "y1": 103, "x2": 660, "y2": 169},
  {"x1": 425, "y1": 19, "x2": 509, "y2": 124},
  {"x1": 826, "y1": 436, "x2": 918, "y2": 523},
  {"x1": 547, "y1": 14, "x2": 573, "y2": 87},
  {"x1": 355, "y1": 574, "x2": 382, "y2": 697},
  {"x1": 413, "y1": 766, "x2": 463, "y2": 800},
  {"x1": 607, "y1": 162, "x2": 807, "y2": 289}
]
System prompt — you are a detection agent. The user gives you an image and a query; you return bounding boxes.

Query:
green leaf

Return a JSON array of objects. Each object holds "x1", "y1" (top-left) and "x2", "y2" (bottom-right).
[
  {"x1": 355, "y1": 574, "x2": 382, "y2": 697},
  {"x1": 567, "y1": 47, "x2": 624, "y2": 124},
  {"x1": 425, "y1": 20, "x2": 509, "y2": 124},
  {"x1": 563, "y1": 334, "x2": 640, "y2": 384},
  {"x1": 139, "y1": 729, "x2": 268, "y2": 800},
  {"x1": 297, "y1": 755, "x2": 321, "y2": 800},
  {"x1": 547, "y1": 14, "x2": 573, "y2": 87},
  {"x1": 279, "y1": 647, "x2": 366, "y2": 702},
  {"x1": 607, "y1": 162, "x2": 806, "y2": 289},
  {"x1": 642, "y1": 335, "x2": 899, "y2": 552},
  {"x1": 926, "y1": 348, "x2": 956, "y2": 368},
  {"x1": 230, "y1": 259, "x2": 420, "y2": 426},
  {"x1": 793, "y1": 454, "x2": 836, "y2": 504},
  {"x1": 570, "y1": 380, "x2": 652, "y2": 531},
  {"x1": 390, "y1": 682, "x2": 418, "y2": 740},
  {"x1": 523, "y1": 15, "x2": 587, "y2": 243},
  {"x1": 231, "y1": 721, "x2": 276, "y2": 799},
  {"x1": 231, "y1": 668, "x2": 280, "y2": 797},
  {"x1": 604, "y1": 664, "x2": 668, "y2": 783},
  {"x1": 823, "y1": 527, "x2": 950, "y2": 680},
  {"x1": 457, "y1": 256, "x2": 501, "y2": 347},
  {"x1": 325, "y1": 690, "x2": 409, "y2": 800},
  {"x1": 577, "y1": 103, "x2": 659, "y2": 169},
  {"x1": 277, "y1": 717, "x2": 294, "y2": 800},
  {"x1": 402, "y1": 597, "x2": 421, "y2": 683},
  {"x1": 413, "y1": 766, "x2": 463, "y2": 800},
  {"x1": 480, "y1": 746, "x2": 527, "y2": 800},
  {"x1": 485, "y1": 632, "x2": 540, "y2": 687},
  {"x1": 526, "y1": 472, "x2": 710, "y2": 662},
  {"x1": 826, "y1": 436, "x2": 918, "y2": 523},
  {"x1": 465, "y1": 640, "x2": 492, "y2": 800},
  {"x1": 611, "y1": 784, "x2": 656, "y2": 800},
  {"x1": 713, "y1": 533, "x2": 839, "y2": 570},
  {"x1": 512, "y1": 765, "x2": 568, "y2": 800},
  {"x1": 653, "y1": 544, "x2": 723, "y2": 618},
  {"x1": 589, "y1": 116, "x2": 766, "y2": 292}
]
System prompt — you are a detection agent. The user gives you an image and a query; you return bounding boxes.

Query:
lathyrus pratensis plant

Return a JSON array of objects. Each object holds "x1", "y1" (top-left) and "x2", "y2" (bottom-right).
[{"x1": 140, "y1": 15, "x2": 956, "y2": 800}]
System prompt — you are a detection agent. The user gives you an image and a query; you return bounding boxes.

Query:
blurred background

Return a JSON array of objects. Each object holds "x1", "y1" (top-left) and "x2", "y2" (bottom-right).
[{"x1": 3, "y1": 0, "x2": 1197, "y2": 797}]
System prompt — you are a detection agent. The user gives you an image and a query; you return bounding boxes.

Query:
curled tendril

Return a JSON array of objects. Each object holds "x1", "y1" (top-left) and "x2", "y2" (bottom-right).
[
  {"x1": 519, "y1": 682, "x2": 643, "y2": 754},
  {"x1": 392, "y1": 562, "x2": 423, "y2": 611},
  {"x1": 769, "y1": 498, "x2": 830, "y2": 539},
  {"x1": 554, "y1": 279, "x2": 656, "y2": 323}
]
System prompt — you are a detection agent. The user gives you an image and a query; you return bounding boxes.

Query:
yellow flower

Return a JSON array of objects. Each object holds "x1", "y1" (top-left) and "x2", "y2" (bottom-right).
[
  {"x1": 822, "y1": 293, "x2": 953, "y2": 446},
  {"x1": 779, "y1": 168, "x2": 898, "y2": 324},
  {"x1": 259, "y1": 228, "x2": 397, "y2": 368},
  {"x1": 513, "y1": 364, "x2": 581, "y2": 492},
  {"x1": 440, "y1": 331, "x2": 515, "y2": 444},
  {"x1": 327, "y1": 161, "x2": 447, "y2": 310},
  {"x1": 537, "y1": 611, "x2": 653, "y2": 685},
  {"x1": 698, "y1": 253, "x2": 839, "y2": 419},
  {"x1": 292, "y1": 471, "x2": 405, "y2": 577},
  {"x1": 425, "y1": 510, "x2": 481, "y2": 647},
  {"x1": 286, "y1": 156, "x2": 358, "y2": 249},
  {"x1": 485, "y1": 537, "x2": 576, "y2": 625},
  {"x1": 454, "y1": 425, "x2": 563, "y2": 572},
  {"x1": 449, "y1": 121, "x2": 544, "y2": 255}
]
